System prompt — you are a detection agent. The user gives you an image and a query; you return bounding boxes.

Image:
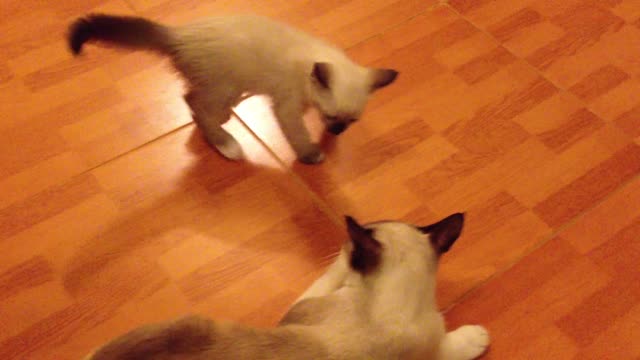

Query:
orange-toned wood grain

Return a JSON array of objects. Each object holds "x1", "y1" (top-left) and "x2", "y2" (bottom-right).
[{"x1": 1, "y1": 1, "x2": 639, "y2": 359}]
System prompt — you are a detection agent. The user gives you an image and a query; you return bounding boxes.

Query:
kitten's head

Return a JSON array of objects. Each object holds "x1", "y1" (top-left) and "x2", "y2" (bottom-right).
[
  {"x1": 309, "y1": 62, "x2": 398, "y2": 135},
  {"x1": 343, "y1": 213, "x2": 464, "y2": 281}
]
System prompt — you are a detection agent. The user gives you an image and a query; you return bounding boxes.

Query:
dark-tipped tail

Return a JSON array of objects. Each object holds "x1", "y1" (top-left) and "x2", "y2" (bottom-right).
[
  {"x1": 88, "y1": 316, "x2": 216, "y2": 360},
  {"x1": 68, "y1": 14, "x2": 173, "y2": 55}
]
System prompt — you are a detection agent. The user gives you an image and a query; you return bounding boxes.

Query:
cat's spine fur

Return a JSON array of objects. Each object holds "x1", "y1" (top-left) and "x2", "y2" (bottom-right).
[{"x1": 68, "y1": 14, "x2": 174, "y2": 55}]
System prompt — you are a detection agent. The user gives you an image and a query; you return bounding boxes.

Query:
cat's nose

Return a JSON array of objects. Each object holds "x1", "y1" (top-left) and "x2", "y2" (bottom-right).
[{"x1": 328, "y1": 122, "x2": 347, "y2": 135}]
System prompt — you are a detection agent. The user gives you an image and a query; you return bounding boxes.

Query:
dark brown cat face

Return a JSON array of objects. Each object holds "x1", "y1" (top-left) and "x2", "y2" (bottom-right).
[
  {"x1": 325, "y1": 116, "x2": 357, "y2": 135},
  {"x1": 310, "y1": 62, "x2": 398, "y2": 136}
]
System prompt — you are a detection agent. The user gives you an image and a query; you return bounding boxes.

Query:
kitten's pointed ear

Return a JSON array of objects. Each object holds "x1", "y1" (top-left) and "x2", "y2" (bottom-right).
[
  {"x1": 419, "y1": 213, "x2": 464, "y2": 255},
  {"x1": 370, "y1": 68, "x2": 399, "y2": 91},
  {"x1": 345, "y1": 216, "x2": 382, "y2": 274},
  {"x1": 312, "y1": 62, "x2": 331, "y2": 88}
]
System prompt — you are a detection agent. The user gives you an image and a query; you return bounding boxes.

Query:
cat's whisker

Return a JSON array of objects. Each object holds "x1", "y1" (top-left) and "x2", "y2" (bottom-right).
[{"x1": 317, "y1": 251, "x2": 340, "y2": 262}]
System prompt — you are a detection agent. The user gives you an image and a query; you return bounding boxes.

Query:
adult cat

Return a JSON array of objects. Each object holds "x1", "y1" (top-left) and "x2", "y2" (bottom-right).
[
  {"x1": 84, "y1": 214, "x2": 489, "y2": 359},
  {"x1": 68, "y1": 14, "x2": 398, "y2": 164}
]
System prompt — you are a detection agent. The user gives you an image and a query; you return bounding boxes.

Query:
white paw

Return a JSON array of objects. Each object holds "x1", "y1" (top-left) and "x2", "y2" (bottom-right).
[
  {"x1": 453, "y1": 325, "x2": 490, "y2": 359},
  {"x1": 215, "y1": 138, "x2": 244, "y2": 161}
]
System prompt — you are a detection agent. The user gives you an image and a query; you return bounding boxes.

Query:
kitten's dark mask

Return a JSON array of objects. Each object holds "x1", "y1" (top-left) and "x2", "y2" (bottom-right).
[{"x1": 324, "y1": 115, "x2": 357, "y2": 135}]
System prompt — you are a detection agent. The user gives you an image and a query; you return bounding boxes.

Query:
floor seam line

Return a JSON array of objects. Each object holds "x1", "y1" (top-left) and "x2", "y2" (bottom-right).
[
  {"x1": 74, "y1": 123, "x2": 192, "y2": 177},
  {"x1": 230, "y1": 108, "x2": 343, "y2": 226}
]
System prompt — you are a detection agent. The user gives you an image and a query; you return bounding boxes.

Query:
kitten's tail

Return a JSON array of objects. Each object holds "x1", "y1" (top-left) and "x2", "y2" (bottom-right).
[
  {"x1": 85, "y1": 315, "x2": 215, "y2": 360},
  {"x1": 68, "y1": 14, "x2": 174, "y2": 56}
]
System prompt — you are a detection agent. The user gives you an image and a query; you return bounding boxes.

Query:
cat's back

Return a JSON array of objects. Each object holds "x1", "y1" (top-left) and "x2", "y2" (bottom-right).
[
  {"x1": 170, "y1": 14, "x2": 320, "y2": 81},
  {"x1": 175, "y1": 15, "x2": 310, "y2": 49}
]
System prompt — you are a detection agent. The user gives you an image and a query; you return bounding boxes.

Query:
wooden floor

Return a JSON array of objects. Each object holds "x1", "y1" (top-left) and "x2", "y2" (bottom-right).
[{"x1": 1, "y1": 0, "x2": 639, "y2": 359}]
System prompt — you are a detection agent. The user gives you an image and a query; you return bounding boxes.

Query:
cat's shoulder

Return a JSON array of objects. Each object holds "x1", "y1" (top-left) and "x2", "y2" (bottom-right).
[{"x1": 279, "y1": 295, "x2": 348, "y2": 326}]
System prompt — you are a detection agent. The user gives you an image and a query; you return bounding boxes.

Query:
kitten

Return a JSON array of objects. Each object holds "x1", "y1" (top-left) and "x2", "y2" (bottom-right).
[
  {"x1": 83, "y1": 214, "x2": 489, "y2": 360},
  {"x1": 68, "y1": 14, "x2": 398, "y2": 164}
]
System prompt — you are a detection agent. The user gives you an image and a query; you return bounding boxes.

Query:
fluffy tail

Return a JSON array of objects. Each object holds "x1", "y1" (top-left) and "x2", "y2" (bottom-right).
[
  {"x1": 86, "y1": 316, "x2": 215, "y2": 360},
  {"x1": 68, "y1": 14, "x2": 173, "y2": 55}
]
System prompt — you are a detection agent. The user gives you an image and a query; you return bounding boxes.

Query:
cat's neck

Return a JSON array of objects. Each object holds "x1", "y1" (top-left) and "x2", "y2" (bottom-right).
[{"x1": 360, "y1": 268, "x2": 438, "y2": 325}]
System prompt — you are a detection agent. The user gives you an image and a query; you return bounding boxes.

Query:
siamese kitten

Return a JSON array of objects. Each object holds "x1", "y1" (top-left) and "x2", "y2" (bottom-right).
[
  {"x1": 83, "y1": 213, "x2": 489, "y2": 360},
  {"x1": 68, "y1": 14, "x2": 398, "y2": 164}
]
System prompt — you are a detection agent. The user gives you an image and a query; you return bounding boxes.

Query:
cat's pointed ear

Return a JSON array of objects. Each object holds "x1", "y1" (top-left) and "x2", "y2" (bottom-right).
[
  {"x1": 419, "y1": 213, "x2": 464, "y2": 255},
  {"x1": 312, "y1": 62, "x2": 332, "y2": 88},
  {"x1": 345, "y1": 216, "x2": 382, "y2": 274},
  {"x1": 370, "y1": 68, "x2": 399, "y2": 91}
]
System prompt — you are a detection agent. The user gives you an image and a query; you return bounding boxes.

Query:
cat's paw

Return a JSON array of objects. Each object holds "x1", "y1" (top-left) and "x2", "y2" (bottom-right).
[
  {"x1": 215, "y1": 137, "x2": 244, "y2": 161},
  {"x1": 452, "y1": 325, "x2": 490, "y2": 359},
  {"x1": 298, "y1": 147, "x2": 325, "y2": 164}
]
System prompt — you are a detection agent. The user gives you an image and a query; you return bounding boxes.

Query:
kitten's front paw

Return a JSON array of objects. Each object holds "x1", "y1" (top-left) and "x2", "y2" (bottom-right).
[
  {"x1": 298, "y1": 147, "x2": 325, "y2": 164},
  {"x1": 454, "y1": 325, "x2": 490, "y2": 359}
]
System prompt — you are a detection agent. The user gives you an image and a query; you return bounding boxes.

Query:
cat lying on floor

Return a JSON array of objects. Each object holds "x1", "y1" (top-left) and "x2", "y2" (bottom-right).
[
  {"x1": 68, "y1": 14, "x2": 398, "y2": 164},
  {"x1": 84, "y1": 213, "x2": 489, "y2": 360}
]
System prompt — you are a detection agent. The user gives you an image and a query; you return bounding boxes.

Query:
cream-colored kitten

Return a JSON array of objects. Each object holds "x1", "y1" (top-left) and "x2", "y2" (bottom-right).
[
  {"x1": 83, "y1": 214, "x2": 489, "y2": 360},
  {"x1": 68, "y1": 14, "x2": 398, "y2": 164}
]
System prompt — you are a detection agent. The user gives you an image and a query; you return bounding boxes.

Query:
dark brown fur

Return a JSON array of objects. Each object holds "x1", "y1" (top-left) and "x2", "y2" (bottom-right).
[
  {"x1": 346, "y1": 216, "x2": 382, "y2": 274},
  {"x1": 420, "y1": 213, "x2": 465, "y2": 255},
  {"x1": 68, "y1": 14, "x2": 173, "y2": 55},
  {"x1": 88, "y1": 315, "x2": 329, "y2": 360},
  {"x1": 90, "y1": 316, "x2": 215, "y2": 360}
]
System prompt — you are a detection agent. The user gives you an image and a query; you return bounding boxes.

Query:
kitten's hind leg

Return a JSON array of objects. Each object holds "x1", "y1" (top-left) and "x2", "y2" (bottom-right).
[
  {"x1": 437, "y1": 325, "x2": 489, "y2": 360},
  {"x1": 185, "y1": 91, "x2": 244, "y2": 161}
]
